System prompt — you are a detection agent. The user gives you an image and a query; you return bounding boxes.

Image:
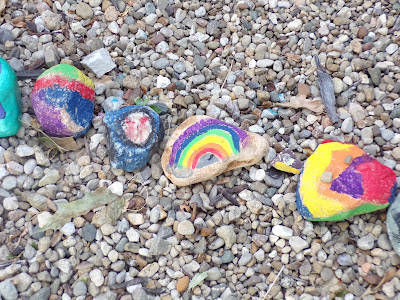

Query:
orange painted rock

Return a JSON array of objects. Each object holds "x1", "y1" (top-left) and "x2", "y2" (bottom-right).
[{"x1": 161, "y1": 116, "x2": 268, "y2": 186}]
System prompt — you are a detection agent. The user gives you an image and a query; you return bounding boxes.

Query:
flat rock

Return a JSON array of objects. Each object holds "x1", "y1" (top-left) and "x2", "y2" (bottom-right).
[
  {"x1": 297, "y1": 141, "x2": 397, "y2": 221},
  {"x1": 271, "y1": 149, "x2": 302, "y2": 174},
  {"x1": 31, "y1": 64, "x2": 95, "y2": 137},
  {"x1": 104, "y1": 106, "x2": 164, "y2": 172},
  {"x1": 0, "y1": 57, "x2": 22, "y2": 137},
  {"x1": 387, "y1": 193, "x2": 400, "y2": 257},
  {"x1": 81, "y1": 48, "x2": 116, "y2": 78},
  {"x1": 161, "y1": 116, "x2": 269, "y2": 186}
]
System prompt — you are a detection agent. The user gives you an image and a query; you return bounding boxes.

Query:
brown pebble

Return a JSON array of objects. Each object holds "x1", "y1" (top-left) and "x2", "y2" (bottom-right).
[
  {"x1": 297, "y1": 83, "x2": 311, "y2": 97},
  {"x1": 274, "y1": 143, "x2": 283, "y2": 153},
  {"x1": 176, "y1": 276, "x2": 190, "y2": 293},
  {"x1": 362, "y1": 43, "x2": 373, "y2": 52},
  {"x1": 363, "y1": 274, "x2": 382, "y2": 285},
  {"x1": 201, "y1": 227, "x2": 214, "y2": 237},
  {"x1": 358, "y1": 26, "x2": 368, "y2": 39}
]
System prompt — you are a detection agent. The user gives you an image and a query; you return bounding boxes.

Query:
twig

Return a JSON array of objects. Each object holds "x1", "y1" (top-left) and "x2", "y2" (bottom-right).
[
  {"x1": 111, "y1": 278, "x2": 148, "y2": 289},
  {"x1": 263, "y1": 265, "x2": 284, "y2": 299},
  {"x1": 221, "y1": 59, "x2": 234, "y2": 88},
  {"x1": 191, "y1": 202, "x2": 197, "y2": 222}
]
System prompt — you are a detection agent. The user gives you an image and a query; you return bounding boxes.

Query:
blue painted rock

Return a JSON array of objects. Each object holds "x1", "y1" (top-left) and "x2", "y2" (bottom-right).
[
  {"x1": 104, "y1": 105, "x2": 164, "y2": 172},
  {"x1": 31, "y1": 64, "x2": 95, "y2": 137},
  {"x1": 387, "y1": 193, "x2": 400, "y2": 256},
  {"x1": 271, "y1": 149, "x2": 302, "y2": 174},
  {"x1": 161, "y1": 116, "x2": 269, "y2": 186},
  {"x1": 102, "y1": 96, "x2": 125, "y2": 112},
  {"x1": 0, "y1": 57, "x2": 22, "y2": 137},
  {"x1": 297, "y1": 140, "x2": 397, "y2": 221}
]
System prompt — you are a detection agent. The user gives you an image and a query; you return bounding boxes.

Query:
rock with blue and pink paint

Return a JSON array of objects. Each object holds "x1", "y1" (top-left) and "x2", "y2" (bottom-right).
[
  {"x1": 161, "y1": 116, "x2": 269, "y2": 186},
  {"x1": 104, "y1": 105, "x2": 164, "y2": 172},
  {"x1": 31, "y1": 64, "x2": 95, "y2": 137},
  {"x1": 297, "y1": 140, "x2": 397, "y2": 221},
  {"x1": 0, "y1": 57, "x2": 22, "y2": 137}
]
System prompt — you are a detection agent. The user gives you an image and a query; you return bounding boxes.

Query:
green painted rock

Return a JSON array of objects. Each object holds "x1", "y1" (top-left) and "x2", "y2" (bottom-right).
[{"x1": 0, "y1": 57, "x2": 22, "y2": 137}]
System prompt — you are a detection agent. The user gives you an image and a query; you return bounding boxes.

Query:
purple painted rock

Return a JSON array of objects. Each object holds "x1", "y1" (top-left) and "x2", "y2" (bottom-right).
[
  {"x1": 271, "y1": 149, "x2": 302, "y2": 174},
  {"x1": 161, "y1": 116, "x2": 269, "y2": 186},
  {"x1": 31, "y1": 64, "x2": 95, "y2": 137}
]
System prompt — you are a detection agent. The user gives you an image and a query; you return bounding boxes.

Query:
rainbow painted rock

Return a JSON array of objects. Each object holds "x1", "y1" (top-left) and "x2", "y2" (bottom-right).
[
  {"x1": 161, "y1": 116, "x2": 269, "y2": 186},
  {"x1": 31, "y1": 64, "x2": 95, "y2": 137},
  {"x1": 0, "y1": 57, "x2": 22, "y2": 137},
  {"x1": 104, "y1": 105, "x2": 164, "y2": 172},
  {"x1": 297, "y1": 140, "x2": 397, "y2": 221}
]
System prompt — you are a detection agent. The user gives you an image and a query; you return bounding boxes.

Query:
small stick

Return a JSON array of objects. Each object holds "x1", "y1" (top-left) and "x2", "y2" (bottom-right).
[
  {"x1": 263, "y1": 265, "x2": 284, "y2": 299},
  {"x1": 111, "y1": 278, "x2": 148, "y2": 289},
  {"x1": 191, "y1": 202, "x2": 197, "y2": 222},
  {"x1": 221, "y1": 59, "x2": 234, "y2": 88}
]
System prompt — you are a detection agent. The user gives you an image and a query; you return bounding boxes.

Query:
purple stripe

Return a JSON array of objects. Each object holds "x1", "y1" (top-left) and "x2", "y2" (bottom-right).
[{"x1": 169, "y1": 118, "x2": 248, "y2": 166}]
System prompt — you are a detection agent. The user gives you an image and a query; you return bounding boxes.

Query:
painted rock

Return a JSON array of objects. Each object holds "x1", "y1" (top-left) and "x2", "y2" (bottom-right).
[
  {"x1": 387, "y1": 194, "x2": 400, "y2": 256},
  {"x1": 297, "y1": 140, "x2": 397, "y2": 221},
  {"x1": 271, "y1": 149, "x2": 302, "y2": 174},
  {"x1": 31, "y1": 64, "x2": 95, "y2": 137},
  {"x1": 0, "y1": 57, "x2": 22, "y2": 137},
  {"x1": 104, "y1": 105, "x2": 164, "y2": 172},
  {"x1": 161, "y1": 116, "x2": 269, "y2": 186}
]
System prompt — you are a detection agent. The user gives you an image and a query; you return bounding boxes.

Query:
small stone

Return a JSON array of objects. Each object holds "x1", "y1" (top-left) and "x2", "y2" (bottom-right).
[
  {"x1": 82, "y1": 224, "x2": 97, "y2": 242},
  {"x1": 320, "y1": 171, "x2": 333, "y2": 184},
  {"x1": 0, "y1": 280, "x2": 18, "y2": 300},
  {"x1": 156, "y1": 76, "x2": 171, "y2": 89},
  {"x1": 177, "y1": 220, "x2": 195, "y2": 235},
  {"x1": 89, "y1": 269, "x2": 104, "y2": 287},
  {"x1": 207, "y1": 267, "x2": 222, "y2": 281},
  {"x1": 104, "y1": 106, "x2": 164, "y2": 172},
  {"x1": 149, "y1": 237, "x2": 170, "y2": 255},
  {"x1": 127, "y1": 213, "x2": 145, "y2": 226},
  {"x1": 39, "y1": 169, "x2": 60, "y2": 186},
  {"x1": 216, "y1": 226, "x2": 237, "y2": 248},
  {"x1": 289, "y1": 236, "x2": 309, "y2": 252},
  {"x1": 287, "y1": 19, "x2": 302, "y2": 31},
  {"x1": 272, "y1": 225, "x2": 293, "y2": 239},
  {"x1": 76, "y1": 2, "x2": 93, "y2": 19},
  {"x1": 15, "y1": 145, "x2": 34, "y2": 157},
  {"x1": 161, "y1": 116, "x2": 269, "y2": 186},
  {"x1": 73, "y1": 281, "x2": 87, "y2": 296},
  {"x1": 81, "y1": 48, "x2": 116, "y2": 78},
  {"x1": 176, "y1": 276, "x2": 190, "y2": 293}
]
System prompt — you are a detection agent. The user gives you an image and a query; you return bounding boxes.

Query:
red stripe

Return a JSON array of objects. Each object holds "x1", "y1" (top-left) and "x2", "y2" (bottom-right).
[
  {"x1": 33, "y1": 75, "x2": 95, "y2": 101},
  {"x1": 191, "y1": 148, "x2": 225, "y2": 169}
]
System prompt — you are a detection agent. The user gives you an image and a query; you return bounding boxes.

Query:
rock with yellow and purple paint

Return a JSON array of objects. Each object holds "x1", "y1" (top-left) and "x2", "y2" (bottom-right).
[
  {"x1": 271, "y1": 149, "x2": 302, "y2": 174},
  {"x1": 31, "y1": 64, "x2": 95, "y2": 137},
  {"x1": 297, "y1": 140, "x2": 397, "y2": 221},
  {"x1": 161, "y1": 116, "x2": 269, "y2": 186},
  {"x1": 0, "y1": 57, "x2": 22, "y2": 137}
]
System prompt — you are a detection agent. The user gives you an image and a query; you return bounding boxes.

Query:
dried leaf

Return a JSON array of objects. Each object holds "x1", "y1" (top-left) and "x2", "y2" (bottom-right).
[
  {"x1": 286, "y1": 53, "x2": 301, "y2": 62},
  {"x1": 372, "y1": 268, "x2": 396, "y2": 292},
  {"x1": 38, "y1": 136, "x2": 79, "y2": 152},
  {"x1": 188, "y1": 271, "x2": 208, "y2": 290},
  {"x1": 363, "y1": 274, "x2": 382, "y2": 285},
  {"x1": 26, "y1": 21, "x2": 38, "y2": 33},
  {"x1": 36, "y1": 188, "x2": 120, "y2": 233},
  {"x1": 0, "y1": 0, "x2": 6, "y2": 14},
  {"x1": 315, "y1": 56, "x2": 338, "y2": 122},
  {"x1": 273, "y1": 94, "x2": 324, "y2": 113},
  {"x1": 91, "y1": 196, "x2": 126, "y2": 227}
]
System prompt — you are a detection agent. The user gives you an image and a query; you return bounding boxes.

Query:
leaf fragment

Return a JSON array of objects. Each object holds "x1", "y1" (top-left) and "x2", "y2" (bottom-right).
[
  {"x1": 273, "y1": 94, "x2": 324, "y2": 113},
  {"x1": 188, "y1": 271, "x2": 208, "y2": 290},
  {"x1": 91, "y1": 195, "x2": 126, "y2": 227},
  {"x1": 36, "y1": 188, "x2": 120, "y2": 233}
]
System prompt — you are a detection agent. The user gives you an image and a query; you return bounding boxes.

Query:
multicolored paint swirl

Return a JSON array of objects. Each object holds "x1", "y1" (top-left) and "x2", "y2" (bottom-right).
[
  {"x1": 32, "y1": 64, "x2": 95, "y2": 137},
  {"x1": 168, "y1": 118, "x2": 249, "y2": 170},
  {"x1": 297, "y1": 141, "x2": 397, "y2": 221}
]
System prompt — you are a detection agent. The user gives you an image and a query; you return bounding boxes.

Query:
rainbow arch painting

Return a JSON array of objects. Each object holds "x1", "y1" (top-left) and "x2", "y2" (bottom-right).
[{"x1": 162, "y1": 116, "x2": 269, "y2": 186}]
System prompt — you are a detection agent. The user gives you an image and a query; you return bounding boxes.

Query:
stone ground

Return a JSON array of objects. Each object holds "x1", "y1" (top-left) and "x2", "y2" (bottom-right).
[{"x1": 1, "y1": 0, "x2": 400, "y2": 299}]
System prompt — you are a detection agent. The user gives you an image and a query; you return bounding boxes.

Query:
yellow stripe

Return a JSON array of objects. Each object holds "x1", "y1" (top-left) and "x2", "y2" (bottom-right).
[
  {"x1": 77, "y1": 70, "x2": 94, "y2": 89},
  {"x1": 299, "y1": 143, "x2": 354, "y2": 217},
  {"x1": 181, "y1": 135, "x2": 233, "y2": 168}
]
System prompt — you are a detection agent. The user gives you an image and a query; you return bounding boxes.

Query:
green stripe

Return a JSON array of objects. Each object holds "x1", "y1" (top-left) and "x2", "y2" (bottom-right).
[
  {"x1": 38, "y1": 64, "x2": 80, "y2": 80},
  {"x1": 177, "y1": 129, "x2": 238, "y2": 167},
  {"x1": 308, "y1": 202, "x2": 389, "y2": 222}
]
